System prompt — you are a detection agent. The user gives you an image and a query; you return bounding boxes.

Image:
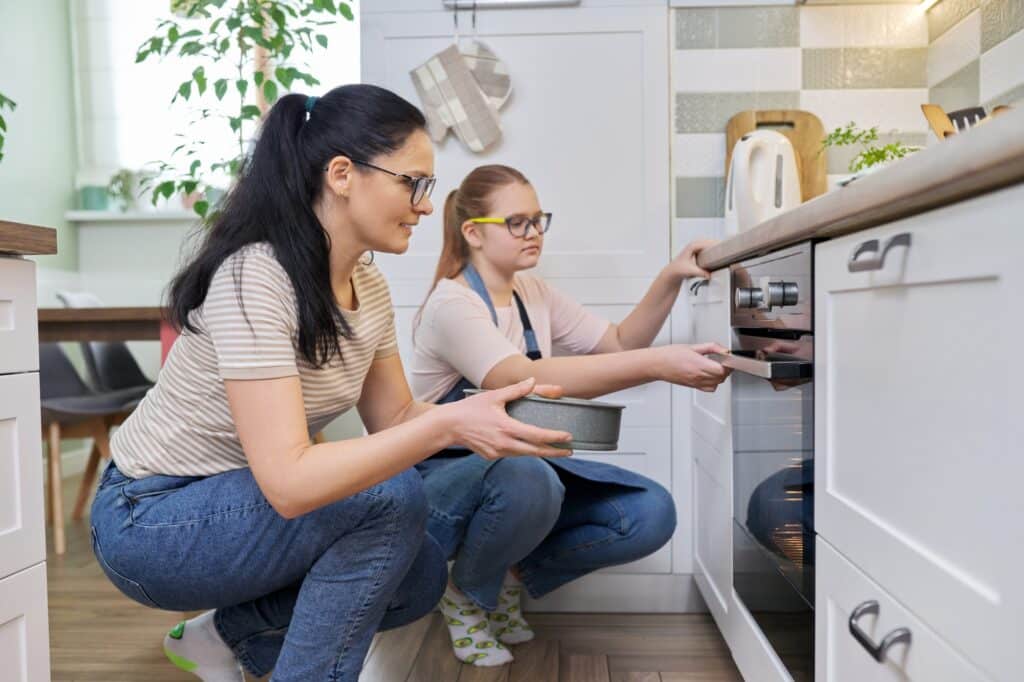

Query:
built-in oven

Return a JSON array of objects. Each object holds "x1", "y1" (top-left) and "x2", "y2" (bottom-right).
[{"x1": 713, "y1": 241, "x2": 815, "y2": 680}]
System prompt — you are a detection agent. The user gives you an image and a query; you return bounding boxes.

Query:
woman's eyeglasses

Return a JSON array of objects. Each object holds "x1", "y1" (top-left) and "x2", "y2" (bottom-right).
[
  {"x1": 469, "y1": 212, "x2": 552, "y2": 238},
  {"x1": 324, "y1": 158, "x2": 437, "y2": 206}
]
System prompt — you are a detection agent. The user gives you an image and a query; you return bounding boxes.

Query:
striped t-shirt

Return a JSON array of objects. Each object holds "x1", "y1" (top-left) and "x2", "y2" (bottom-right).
[{"x1": 111, "y1": 242, "x2": 398, "y2": 478}]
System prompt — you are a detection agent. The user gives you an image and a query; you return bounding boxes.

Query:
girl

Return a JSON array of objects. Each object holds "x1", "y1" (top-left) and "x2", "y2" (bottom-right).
[
  {"x1": 411, "y1": 164, "x2": 730, "y2": 666},
  {"x1": 89, "y1": 88, "x2": 572, "y2": 681}
]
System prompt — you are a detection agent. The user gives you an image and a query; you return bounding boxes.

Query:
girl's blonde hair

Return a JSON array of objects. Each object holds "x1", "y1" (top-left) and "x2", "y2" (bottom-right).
[{"x1": 413, "y1": 165, "x2": 531, "y2": 337}]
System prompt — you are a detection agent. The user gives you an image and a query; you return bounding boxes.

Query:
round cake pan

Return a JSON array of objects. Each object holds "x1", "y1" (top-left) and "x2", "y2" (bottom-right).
[{"x1": 465, "y1": 389, "x2": 625, "y2": 451}]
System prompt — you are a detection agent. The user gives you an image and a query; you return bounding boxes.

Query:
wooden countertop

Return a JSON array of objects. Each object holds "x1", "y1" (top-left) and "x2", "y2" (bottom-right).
[
  {"x1": 0, "y1": 219, "x2": 58, "y2": 256},
  {"x1": 697, "y1": 107, "x2": 1024, "y2": 271}
]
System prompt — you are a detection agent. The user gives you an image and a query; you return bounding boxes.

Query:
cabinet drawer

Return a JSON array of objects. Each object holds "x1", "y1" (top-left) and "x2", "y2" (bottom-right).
[
  {"x1": 690, "y1": 268, "x2": 732, "y2": 452},
  {"x1": 817, "y1": 537, "x2": 986, "y2": 682},
  {"x1": 814, "y1": 185, "x2": 1023, "y2": 681},
  {"x1": 0, "y1": 563, "x2": 51, "y2": 682},
  {"x1": 0, "y1": 373, "x2": 45, "y2": 580},
  {"x1": 0, "y1": 258, "x2": 38, "y2": 375}
]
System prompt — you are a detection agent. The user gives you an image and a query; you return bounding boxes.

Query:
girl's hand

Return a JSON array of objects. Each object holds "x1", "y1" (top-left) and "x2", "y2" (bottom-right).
[
  {"x1": 667, "y1": 238, "x2": 718, "y2": 282},
  {"x1": 654, "y1": 343, "x2": 731, "y2": 392},
  {"x1": 445, "y1": 378, "x2": 574, "y2": 459}
]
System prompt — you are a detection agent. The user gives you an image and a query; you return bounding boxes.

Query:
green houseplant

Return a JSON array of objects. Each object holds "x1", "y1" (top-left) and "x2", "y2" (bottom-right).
[
  {"x1": 0, "y1": 91, "x2": 15, "y2": 162},
  {"x1": 820, "y1": 122, "x2": 921, "y2": 174},
  {"x1": 135, "y1": 0, "x2": 353, "y2": 216},
  {"x1": 107, "y1": 169, "x2": 137, "y2": 211}
]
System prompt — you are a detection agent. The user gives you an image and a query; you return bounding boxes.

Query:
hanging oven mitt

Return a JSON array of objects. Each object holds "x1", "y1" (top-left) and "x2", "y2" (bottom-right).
[{"x1": 410, "y1": 41, "x2": 511, "y2": 153}]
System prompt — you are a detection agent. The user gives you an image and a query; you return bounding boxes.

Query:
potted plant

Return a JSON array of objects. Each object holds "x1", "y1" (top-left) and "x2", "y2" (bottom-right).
[
  {"x1": 0, "y1": 90, "x2": 15, "y2": 163},
  {"x1": 820, "y1": 123, "x2": 922, "y2": 185},
  {"x1": 107, "y1": 169, "x2": 138, "y2": 212},
  {"x1": 134, "y1": 0, "x2": 353, "y2": 218}
]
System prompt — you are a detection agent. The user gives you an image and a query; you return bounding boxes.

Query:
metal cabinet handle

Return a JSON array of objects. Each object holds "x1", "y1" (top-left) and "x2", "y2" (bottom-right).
[
  {"x1": 689, "y1": 279, "x2": 710, "y2": 295},
  {"x1": 847, "y1": 233, "x2": 912, "y2": 273},
  {"x1": 848, "y1": 600, "x2": 912, "y2": 663}
]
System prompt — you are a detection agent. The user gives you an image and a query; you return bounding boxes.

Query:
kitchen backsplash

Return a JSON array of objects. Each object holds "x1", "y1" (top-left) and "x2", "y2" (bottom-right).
[
  {"x1": 672, "y1": 4, "x2": 930, "y2": 228},
  {"x1": 671, "y1": 1, "x2": 1020, "y2": 236},
  {"x1": 927, "y1": 0, "x2": 1024, "y2": 112}
]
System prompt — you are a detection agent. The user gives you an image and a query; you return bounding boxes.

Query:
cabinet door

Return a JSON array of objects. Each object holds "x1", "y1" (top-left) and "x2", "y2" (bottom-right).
[
  {"x1": 689, "y1": 268, "x2": 732, "y2": 455},
  {"x1": 816, "y1": 537, "x2": 986, "y2": 682},
  {"x1": 0, "y1": 563, "x2": 51, "y2": 682},
  {"x1": 815, "y1": 185, "x2": 1024, "y2": 681},
  {"x1": 0, "y1": 373, "x2": 45, "y2": 580},
  {"x1": 0, "y1": 258, "x2": 38, "y2": 375}
]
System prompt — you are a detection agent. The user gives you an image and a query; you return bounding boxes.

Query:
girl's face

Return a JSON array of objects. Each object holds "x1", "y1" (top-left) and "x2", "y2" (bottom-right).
[
  {"x1": 344, "y1": 128, "x2": 435, "y2": 255},
  {"x1": 465, "y1": 181, "x2": 545, "y2": 275}
]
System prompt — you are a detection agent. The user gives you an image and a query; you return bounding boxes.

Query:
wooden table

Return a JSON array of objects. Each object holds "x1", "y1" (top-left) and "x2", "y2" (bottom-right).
[{"x1": 38, "y1": 307, "x2": 178, "y2": 363}]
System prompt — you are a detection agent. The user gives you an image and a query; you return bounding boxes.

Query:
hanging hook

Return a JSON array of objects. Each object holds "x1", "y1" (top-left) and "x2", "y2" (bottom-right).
[
  {"x1": 472, "y1": 0, "x2": 478, "y2": 35},
  {"x1": 452, "y1": 2, "x2": 460, "y2": 45}
]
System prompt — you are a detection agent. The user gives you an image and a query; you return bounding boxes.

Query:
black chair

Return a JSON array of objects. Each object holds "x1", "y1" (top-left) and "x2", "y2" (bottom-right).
[
  {"x1": 40, "y1": 343, "x2": 141, "y2": 555},
  {"x1": 55, "y1": 290, "x2": 154, "y2": 401}
]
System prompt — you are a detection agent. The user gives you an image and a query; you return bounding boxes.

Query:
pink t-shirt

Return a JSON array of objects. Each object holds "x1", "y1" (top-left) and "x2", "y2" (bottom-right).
[{"x1": 411, "y1": 274, "x2": 611, "y2": 403}]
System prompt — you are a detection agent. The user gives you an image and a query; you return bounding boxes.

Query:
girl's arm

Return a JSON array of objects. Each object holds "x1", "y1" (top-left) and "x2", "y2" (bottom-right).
[{"x1": 592, "y1": 238, "x2": 717, "y2": 353}]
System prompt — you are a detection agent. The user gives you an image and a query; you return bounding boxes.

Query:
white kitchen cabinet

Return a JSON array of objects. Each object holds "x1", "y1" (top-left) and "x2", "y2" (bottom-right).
[
  {"x1": 0, "y1": 563, "x2": 51, "y2": 682},
  {"x1": 0, "y1": 373, "x2": 46, "y2": 581},
  {"x1": 0, "y1": 252, "x2": 50, "y2": 681},
  {"x1": 688, "y1": 268, "x2": 733, "y2": 630},
  {"x1": 815, "y1": 184, "x2": 1024, "y2": 681},
  {"x1": 816, "y1": 537, "x2": 987, "y2": 682}
]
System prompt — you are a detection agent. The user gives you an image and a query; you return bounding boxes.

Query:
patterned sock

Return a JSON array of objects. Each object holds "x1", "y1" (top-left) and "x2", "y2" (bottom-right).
[
  {"x1": 163, "y1": 610, "x2": 244, "y2": 682},
  {"x1": 438, "y1": 584, "x2": 514, "y2": 667},
  {"x1": 488, "y1": 573, "x2": 535, "y2": 645}
]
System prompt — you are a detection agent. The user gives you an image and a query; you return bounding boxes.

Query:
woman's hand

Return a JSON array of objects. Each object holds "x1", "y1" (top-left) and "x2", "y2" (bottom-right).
[
  {"x1": 666, "y1": 238, "x2": 718, "y2": 282},
  {"x1": 443, "y1": 378, "x2": 574, "y2": 460},
  {"x1": 653, "y1": 343, "x2": 731, "y2": 392}
]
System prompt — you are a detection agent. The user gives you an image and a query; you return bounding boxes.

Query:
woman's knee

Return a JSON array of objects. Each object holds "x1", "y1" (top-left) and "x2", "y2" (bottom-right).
[
  {"x1": 484, "y1": 458, "x2": 565, "y2": 526},
  {"x1": 370, "y1": 467, "x2": 430, "y2": 533},
  {"x1": 629, "y1": 483, "x2": 677, "y2": 555}
]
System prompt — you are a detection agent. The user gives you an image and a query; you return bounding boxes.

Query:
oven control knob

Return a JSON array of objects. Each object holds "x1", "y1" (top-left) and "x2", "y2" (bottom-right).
[
  {"x1": 735, "y1": 287, "x2": 764, "y2": 309},
  {"x1": 765, "y1": 281, "x2": 799, "y2": 308}
]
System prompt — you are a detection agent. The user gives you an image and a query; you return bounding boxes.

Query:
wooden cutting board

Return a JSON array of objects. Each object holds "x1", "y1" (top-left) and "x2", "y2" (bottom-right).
[{"x1": 725, "y1": 110, "x2": 828, "y2": 202}]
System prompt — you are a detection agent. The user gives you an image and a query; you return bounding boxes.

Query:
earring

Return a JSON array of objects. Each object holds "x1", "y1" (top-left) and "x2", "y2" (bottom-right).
[{"x1": 360, "y1": 250, "x2": 375, "y2": 266}]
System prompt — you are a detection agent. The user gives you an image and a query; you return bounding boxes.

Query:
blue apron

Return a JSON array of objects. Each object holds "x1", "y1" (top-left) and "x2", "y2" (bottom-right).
[{"x1": 430, "y1": 264, "x2": 651, "y2": 490}]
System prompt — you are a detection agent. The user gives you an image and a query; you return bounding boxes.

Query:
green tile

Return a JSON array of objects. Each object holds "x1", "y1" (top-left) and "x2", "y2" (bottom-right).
[
  {"x1": 803, "y1": 48, "x2": 927, "y2": 89},
  {"x1": 928, "y1": 59, "x2": 980, "y2": 112},
  {"x1": 675, "y1": 92, "x2": 800, "y2": 134},
  {"x1": 825, "y1": 133, "x2": 929, "y2": 175},
  {"x1": 676, "y1": 177, "x2": 726, "y2": 218},
  {"x1": 928, "y1": 0, "x2": 982, "y2": 42},
  {"x1": 981, "y1": 0, "x2": 1024, "y2": 52},
  {"x1": 675, "y1": 9, "x2": 716, "y2": 49},
  {"x1": 716, "y1": 7, "x2": 799, "y2": 49}
]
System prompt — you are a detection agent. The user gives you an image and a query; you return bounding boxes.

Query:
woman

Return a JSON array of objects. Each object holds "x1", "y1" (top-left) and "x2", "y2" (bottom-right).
[
  {"x1": 90, "y1": 87, "x2": 573, "y2": 682},
  {"x1": 411, "y1": 165, "x2": 730, "y2": 666}
]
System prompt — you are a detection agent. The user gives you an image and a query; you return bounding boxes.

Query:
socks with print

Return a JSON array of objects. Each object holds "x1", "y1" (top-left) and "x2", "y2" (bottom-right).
[
  {"x1": 163, "y1": 610, "x2": 245, "y2": 682},
  {"x1": 439, "y1": 584, "x2": 514, "y2": 666},
  {"x1": 488, "y1": 572, "x2": 535, "y2": 645}
]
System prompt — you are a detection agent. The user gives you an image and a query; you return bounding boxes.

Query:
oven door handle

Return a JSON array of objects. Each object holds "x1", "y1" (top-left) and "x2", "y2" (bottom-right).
[{"x1": 707, "y1": 351, "x2": 813, "y2": 380}]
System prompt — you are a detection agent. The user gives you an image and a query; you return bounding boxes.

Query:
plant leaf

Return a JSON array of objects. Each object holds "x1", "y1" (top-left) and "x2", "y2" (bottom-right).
[
  {"x1": 177, "y1": 80, "x2": 192, "y2": 101},
  {"x1": 316, "y1": 34, "x2": 328, "y2": 48},
  {"x1": 337, "y1": 2, "x2": 353, "y2": 20},
  {"x1": 263, "y1": 80, "x2": 278, "y2": 103},
  {"x1": 214, "y1": 78, "x2": 228, "y2": 100}
]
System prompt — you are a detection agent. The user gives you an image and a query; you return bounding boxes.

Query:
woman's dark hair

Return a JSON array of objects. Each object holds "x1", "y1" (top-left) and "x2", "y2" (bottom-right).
[{"x1": 167, "y1": 84, "x2": 426, "y2": 366}]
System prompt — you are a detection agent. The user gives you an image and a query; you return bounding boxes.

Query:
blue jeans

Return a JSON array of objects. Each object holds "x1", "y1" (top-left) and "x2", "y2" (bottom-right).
[
  {"x1": 90, "y1": 462, "x2": 446, "y2": 681},
  {"x1": 415, "y1": 455, "x2": 676, "y2": 611}
]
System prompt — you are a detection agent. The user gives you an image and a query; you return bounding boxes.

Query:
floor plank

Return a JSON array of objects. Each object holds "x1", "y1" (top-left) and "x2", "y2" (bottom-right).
[
  {"x1": 561, "y1": 653, "x2": 611, "y2": 682},
  {"x1": 458, "y1": 663, "x2": 511, "y2": 682},
  {"x1": 406, "y1": 613, "x2": 463, "y2": 682},
  {"x1": 610, "y1": 673, "x2": 662, "y2": 682},
  {"x1": 358, "y1": 612, "x2": 433, "y2": 682},
  {"x1": 509, "y1": 638, "x2": 559, "y2": 682}
]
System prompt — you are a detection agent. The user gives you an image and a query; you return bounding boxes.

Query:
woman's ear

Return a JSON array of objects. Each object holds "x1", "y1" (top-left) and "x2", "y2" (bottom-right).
[
  {"x1": 324, "y1": 155, "x2": 355, "y2": 198},
  {"x1": 461, "y1": 220, "x2": 484, "y2": 249}
]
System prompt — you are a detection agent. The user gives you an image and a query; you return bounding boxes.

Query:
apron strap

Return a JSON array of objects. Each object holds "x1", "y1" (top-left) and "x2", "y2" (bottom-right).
[{"x1": 463, "y1": 263, "x2": 542, "y2": 360}]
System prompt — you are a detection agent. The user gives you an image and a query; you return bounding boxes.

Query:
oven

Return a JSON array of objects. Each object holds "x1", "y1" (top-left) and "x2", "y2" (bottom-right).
[{"x1": 713, "y1": 241, "x2": 815, "y2": 680}]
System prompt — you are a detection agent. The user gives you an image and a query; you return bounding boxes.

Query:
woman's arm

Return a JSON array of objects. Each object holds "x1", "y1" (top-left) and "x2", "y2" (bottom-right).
[
  {"x1": 228, "y1": 359, "x2": 573, "y2": 519},
  {"x1": 593, "y1": 238, "x2": 717, "y2": 353}
]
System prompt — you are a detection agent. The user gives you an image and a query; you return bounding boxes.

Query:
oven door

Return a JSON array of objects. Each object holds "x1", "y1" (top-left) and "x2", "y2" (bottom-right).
[{"x1": 730, "y1": 332, "x2": 815, "y2": 680}]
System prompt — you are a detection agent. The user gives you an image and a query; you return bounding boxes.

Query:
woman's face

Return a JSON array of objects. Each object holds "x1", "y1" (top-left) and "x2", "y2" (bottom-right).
[
  {"x1": 467, "y1": 181, "x2": 545, "y2": 274},
  {"x1": 346, "y1": 128, "x2": 435, "y2": 255}
]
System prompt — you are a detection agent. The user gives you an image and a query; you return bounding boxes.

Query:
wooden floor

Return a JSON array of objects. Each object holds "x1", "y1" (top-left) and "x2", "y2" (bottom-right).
[{"x1": 48, "y1": 474, "x2": 741, "y2": 682}]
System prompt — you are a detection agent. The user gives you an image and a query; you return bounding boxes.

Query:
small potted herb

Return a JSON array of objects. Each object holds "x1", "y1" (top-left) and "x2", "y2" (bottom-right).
[{"x1": 821, "y1": 122, "x2": 921, "y2": 184}]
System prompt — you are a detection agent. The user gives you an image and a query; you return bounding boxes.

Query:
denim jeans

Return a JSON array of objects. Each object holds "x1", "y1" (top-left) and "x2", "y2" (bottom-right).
[
  {"x1": 415, "y1": 455, "x2": 676, "y2": 611},
  {"x1": 90, "y1": 461, "x2": 446, "y2": 681}
]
